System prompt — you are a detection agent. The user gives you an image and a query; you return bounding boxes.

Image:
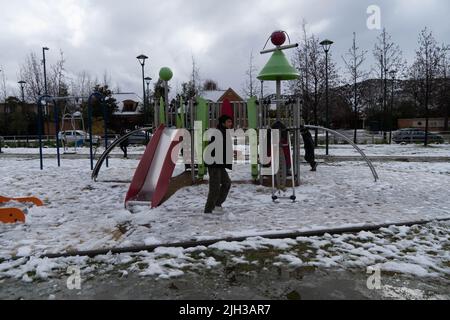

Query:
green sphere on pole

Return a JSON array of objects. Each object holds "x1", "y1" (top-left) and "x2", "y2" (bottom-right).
[{"x1": 159, "y1": 67, "x2": 173, "y2": 81}]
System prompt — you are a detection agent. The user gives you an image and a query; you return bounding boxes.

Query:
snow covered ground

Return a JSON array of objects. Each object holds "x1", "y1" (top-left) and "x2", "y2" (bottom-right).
[
  {"x1": 0, "y1": 155, "x2": 449, "y2": 257},
  {"x1": 315, "y1": 143, "x2": 450, "y2": 157},
  {"x1": 0, "y1": 152, "x2": 449, "y2": 295}
]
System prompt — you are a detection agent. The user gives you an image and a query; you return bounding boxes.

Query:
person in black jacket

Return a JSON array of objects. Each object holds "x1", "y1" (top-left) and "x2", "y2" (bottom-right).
[
  {"x1": 119, "y1": 125, "x2": 129, "y2": 159},
  {"x1": 300, "y1": 126, "x2": 318, "y2": 171},
  {"x1": 204, "y1": 115, "x2": 233, "y2": 214}
]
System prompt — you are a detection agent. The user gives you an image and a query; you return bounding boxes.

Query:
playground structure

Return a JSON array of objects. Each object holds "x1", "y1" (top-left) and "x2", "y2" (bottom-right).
[
  {"x1": 5, "y1": 29, "x2": 377, "y2": 209},
  {"x1": 29, "y1": 30, "x2": 378, "y2": 209},
  {"x1": 0, "y1": 196, "x2": 44, "y2": 224},
  {"x1": 36, "y1": 92, "x2": 110, "y2": 170},
  {"x1": 94, "y1": 30, "x2": 378, "y2": 209},
  {"x1": 60, "y1": 98, "x2": 86, "y2": 154}
]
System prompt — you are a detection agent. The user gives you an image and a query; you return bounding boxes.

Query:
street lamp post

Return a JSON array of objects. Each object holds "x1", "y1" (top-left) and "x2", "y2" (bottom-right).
[
  {"x1": 320, "y1": 39, "x2": 333, "y2": 156},
  {"x1": 0, "y1": 69, "x2": 5, "y2": 153},
  {"x1": 389, "y1": 70, "x2": 397, "y2": 144},
  {"x1": 42, "y1": 47, "x2": 49, "y2": 137},
  {"x1": 144, "y1": 76, "x2": 152, "y2": 126},
  {"x1": 18, "y1": 80, "x2": 26, "y2": 103},
  {"x1": 137, "y1": 54, "x2": 149, "y2": 125},
  {"x1": 42, "y1": 47, "x2": 49, "y2": 95},
  {"x1": 383, "y1": 66, "x2": 388, "y2": 143},
  {"x1": 18, "y1": 80, "x2": 28, "y2": 146}
]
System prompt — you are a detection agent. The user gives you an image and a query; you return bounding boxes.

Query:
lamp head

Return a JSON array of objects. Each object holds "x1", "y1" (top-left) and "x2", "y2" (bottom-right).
[
  {"x1": 319, "y1": 39, "x2": 334, "y2": 52},
  {"x1": 389, "y1": 70, "x2": 397, "y2": 78},
  {"x1": 137, "y1": 54, "x2": 149, "y2": 66}
]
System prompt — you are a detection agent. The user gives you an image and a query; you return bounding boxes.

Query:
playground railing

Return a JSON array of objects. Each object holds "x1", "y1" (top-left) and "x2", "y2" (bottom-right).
[{"x1": 0, "y1": 134, "x2": 122, "y2": 148}]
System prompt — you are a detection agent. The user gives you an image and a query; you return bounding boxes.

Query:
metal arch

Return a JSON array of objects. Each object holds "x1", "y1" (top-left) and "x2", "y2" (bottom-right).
[
  {"x1": 91, "y1": 127, "x2": 152, "y2": 181},
  {"x1": 304, "y1": 125, "x2": 379, "y2": 182}
]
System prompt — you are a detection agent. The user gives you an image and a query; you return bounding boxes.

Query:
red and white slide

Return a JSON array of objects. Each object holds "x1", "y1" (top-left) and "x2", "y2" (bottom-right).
[{"x1": 125, "y1": 124, "x2": 184, "y2": 208}]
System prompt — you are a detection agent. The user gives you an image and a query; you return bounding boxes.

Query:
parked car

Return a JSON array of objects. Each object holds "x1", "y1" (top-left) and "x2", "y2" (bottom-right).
[
  {"x1": 393, "y1": 129, "x2": 444, "y2": 144},
  {"x1": 126, "y1": 130, "x2": 151, "y2": 145},
  {"x1": 58, "y1": 130, "x2": 100, "y2": 145}
]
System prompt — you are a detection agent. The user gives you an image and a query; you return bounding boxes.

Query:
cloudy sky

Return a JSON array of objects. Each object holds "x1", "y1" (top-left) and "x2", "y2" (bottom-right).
[{"x1": 0, "y1": 0, "x2": 449, "y2": 98}]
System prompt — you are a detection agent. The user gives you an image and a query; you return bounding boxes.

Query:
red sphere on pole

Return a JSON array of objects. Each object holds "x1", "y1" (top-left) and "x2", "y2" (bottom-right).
[{"x1": 271, "y1": 30, "x2": 286, "y2": 46}]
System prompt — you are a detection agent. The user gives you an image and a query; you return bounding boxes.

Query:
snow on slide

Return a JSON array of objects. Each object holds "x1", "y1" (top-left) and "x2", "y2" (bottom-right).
[{"x1": 125, "y1": 125, "x2": 183, "y2": 208}]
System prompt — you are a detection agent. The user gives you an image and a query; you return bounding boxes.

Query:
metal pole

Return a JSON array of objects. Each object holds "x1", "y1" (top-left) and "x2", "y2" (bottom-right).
[
  {"x1": 383, "y1": 68, "x2": 388, "y2": 143},
  {"x1": 164, "y1": 80, "x2": 169, "y2": 126},
  {"x1": 325, "y1": 50, "x2": 330, "y2": 156},
  {"x1": 0, "y1": 69, "x2": 3, "y2": 152},
  {"x1": 389, "y1": 75, "x2": 395, "y2": 144},
  {"x1": 380, "y1": 54, "x2": 384, "y2": 140},
  {"x1": 43, "y1": 48, "x2": 48, "y2": 95},
  {"x1": 146, "y1": 81, "x2": 150, "y2": 127},
  {"x1": 259, "y1": 80, "x2": 264, "y2": 185},
  {"x1": 103, "y1": 97, "x2": 109, "y2": 168},
  {"x1": 141, "y1": 64, "x2": 146, "y2": 125},
  {"x1": 276, "y1": 80, "x2": 281, "y2": 121},
  {"x1": 20, "y1": 84, "x2": 25, "y2": 103},
  {"x1": 88, "y1": 94, "x2": 95, "y2": 171},
  {"x1": 190, "y1": 99, "x2": 195, "y2": 184},
  {"x1": 37, "y1": 98, "x2": 44, "y2": 170},
  {"x1": 294, "y1": 99, "x2": 301, "y2": 185},
  {"x1": 354, "y1": 72, "x2": 358, "y2": 144},
  {"x1": 54, "y1": 99, "x2": 61, "y2": 167}
]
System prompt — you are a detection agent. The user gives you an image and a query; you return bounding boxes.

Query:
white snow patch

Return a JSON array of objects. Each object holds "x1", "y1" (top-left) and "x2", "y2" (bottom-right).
[
  {"x1": 381, "y1": 262, "x2": 433, "y2": 278},
  {"x1": 277, "y1": 253, "x2": 304, "y2": 267}
]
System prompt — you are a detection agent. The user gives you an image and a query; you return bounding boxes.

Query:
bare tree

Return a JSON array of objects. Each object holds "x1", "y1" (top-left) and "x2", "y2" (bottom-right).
[
  {"x1": 191, "y1": 55, "x2": 202, "y2": 97},
  {"x1": 19, "y1": 52, "x2": 44, "y2": 101},
  {"x1": 437, "y1": 45, "x2": 450, "y2": 131},
  {"x1": 203, "y1": 79, "x2": 219, "y2": 91},
  {"x1": 19, "y1": 50, "x2": 69, "y2": 101},
  {"x1": 291, "y1": 21, "x2": 339, "y2": 145},
  {"x1": 290, "y1": 20, "x2": 310, "y2": 121},
  {"x1": 372, "y1": 28, "x2": 405, "y2": 141},
  {"x1": 243, "y1": 51, "x2": 260, "y2": 98},
  {"x1": 410, "y1": 28, "x2": 446, "y2": 145},
  {"x1": 48, "y1": 50, "x2": 68, "y2": 97},
  {"x1": 342, "y1": 32, "x2": 369, "y2": 143},
  {"x1": 70, "y1": 71, "x2": 95, "y2": 98}
]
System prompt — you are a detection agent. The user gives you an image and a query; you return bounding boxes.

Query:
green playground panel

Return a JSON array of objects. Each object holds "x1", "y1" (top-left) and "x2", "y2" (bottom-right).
[
  {"x1": 247, "y1": 97, "x2": 259, "y2": 179},
  {"x1": 196, "y1": 97, "x2": 209, "y2": 179},
  {"x1": 159, "y1": 97, "x2": 166, "y2": 125}
]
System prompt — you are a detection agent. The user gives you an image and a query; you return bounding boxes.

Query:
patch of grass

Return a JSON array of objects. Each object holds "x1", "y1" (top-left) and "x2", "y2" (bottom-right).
[
  {"x1": 136, "y1": 262, "x2": 148, "y2": 270},
  {"x1": 286, "y1": 290, "x2": 302, "y2": 300}
]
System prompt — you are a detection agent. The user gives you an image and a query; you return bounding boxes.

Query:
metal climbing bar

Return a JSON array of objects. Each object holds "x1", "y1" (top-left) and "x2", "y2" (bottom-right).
[{"x1": 304, "y1": 125, "x2": 379, "y2": 182}]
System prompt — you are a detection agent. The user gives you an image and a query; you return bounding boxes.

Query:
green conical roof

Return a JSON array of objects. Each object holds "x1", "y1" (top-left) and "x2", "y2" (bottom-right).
[{"x1": 257, "y1": 50, "x2": 299, "y2": 81}]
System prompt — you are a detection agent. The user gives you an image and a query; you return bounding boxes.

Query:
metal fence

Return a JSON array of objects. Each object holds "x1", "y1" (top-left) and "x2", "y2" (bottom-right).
[{"x1": 0, "y1": 134, "x2": 119, "y2": 148}]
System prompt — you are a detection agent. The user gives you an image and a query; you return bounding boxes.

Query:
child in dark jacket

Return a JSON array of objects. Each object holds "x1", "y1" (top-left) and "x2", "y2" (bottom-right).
[{"x1": 204, "y1": 115, "x2": 234, "y2": 214}]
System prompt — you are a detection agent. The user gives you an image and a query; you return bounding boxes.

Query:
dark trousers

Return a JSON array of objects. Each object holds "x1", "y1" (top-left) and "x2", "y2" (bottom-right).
[
  {"x1": 205, "y1": 167, "x2": 231, "y2": 213},
  {"x1": 120, "y1": 143, "x2": 128, "y2": 158},
  {"x1": 301, "y1": 130, "x2": 316, "y2": 166}
]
